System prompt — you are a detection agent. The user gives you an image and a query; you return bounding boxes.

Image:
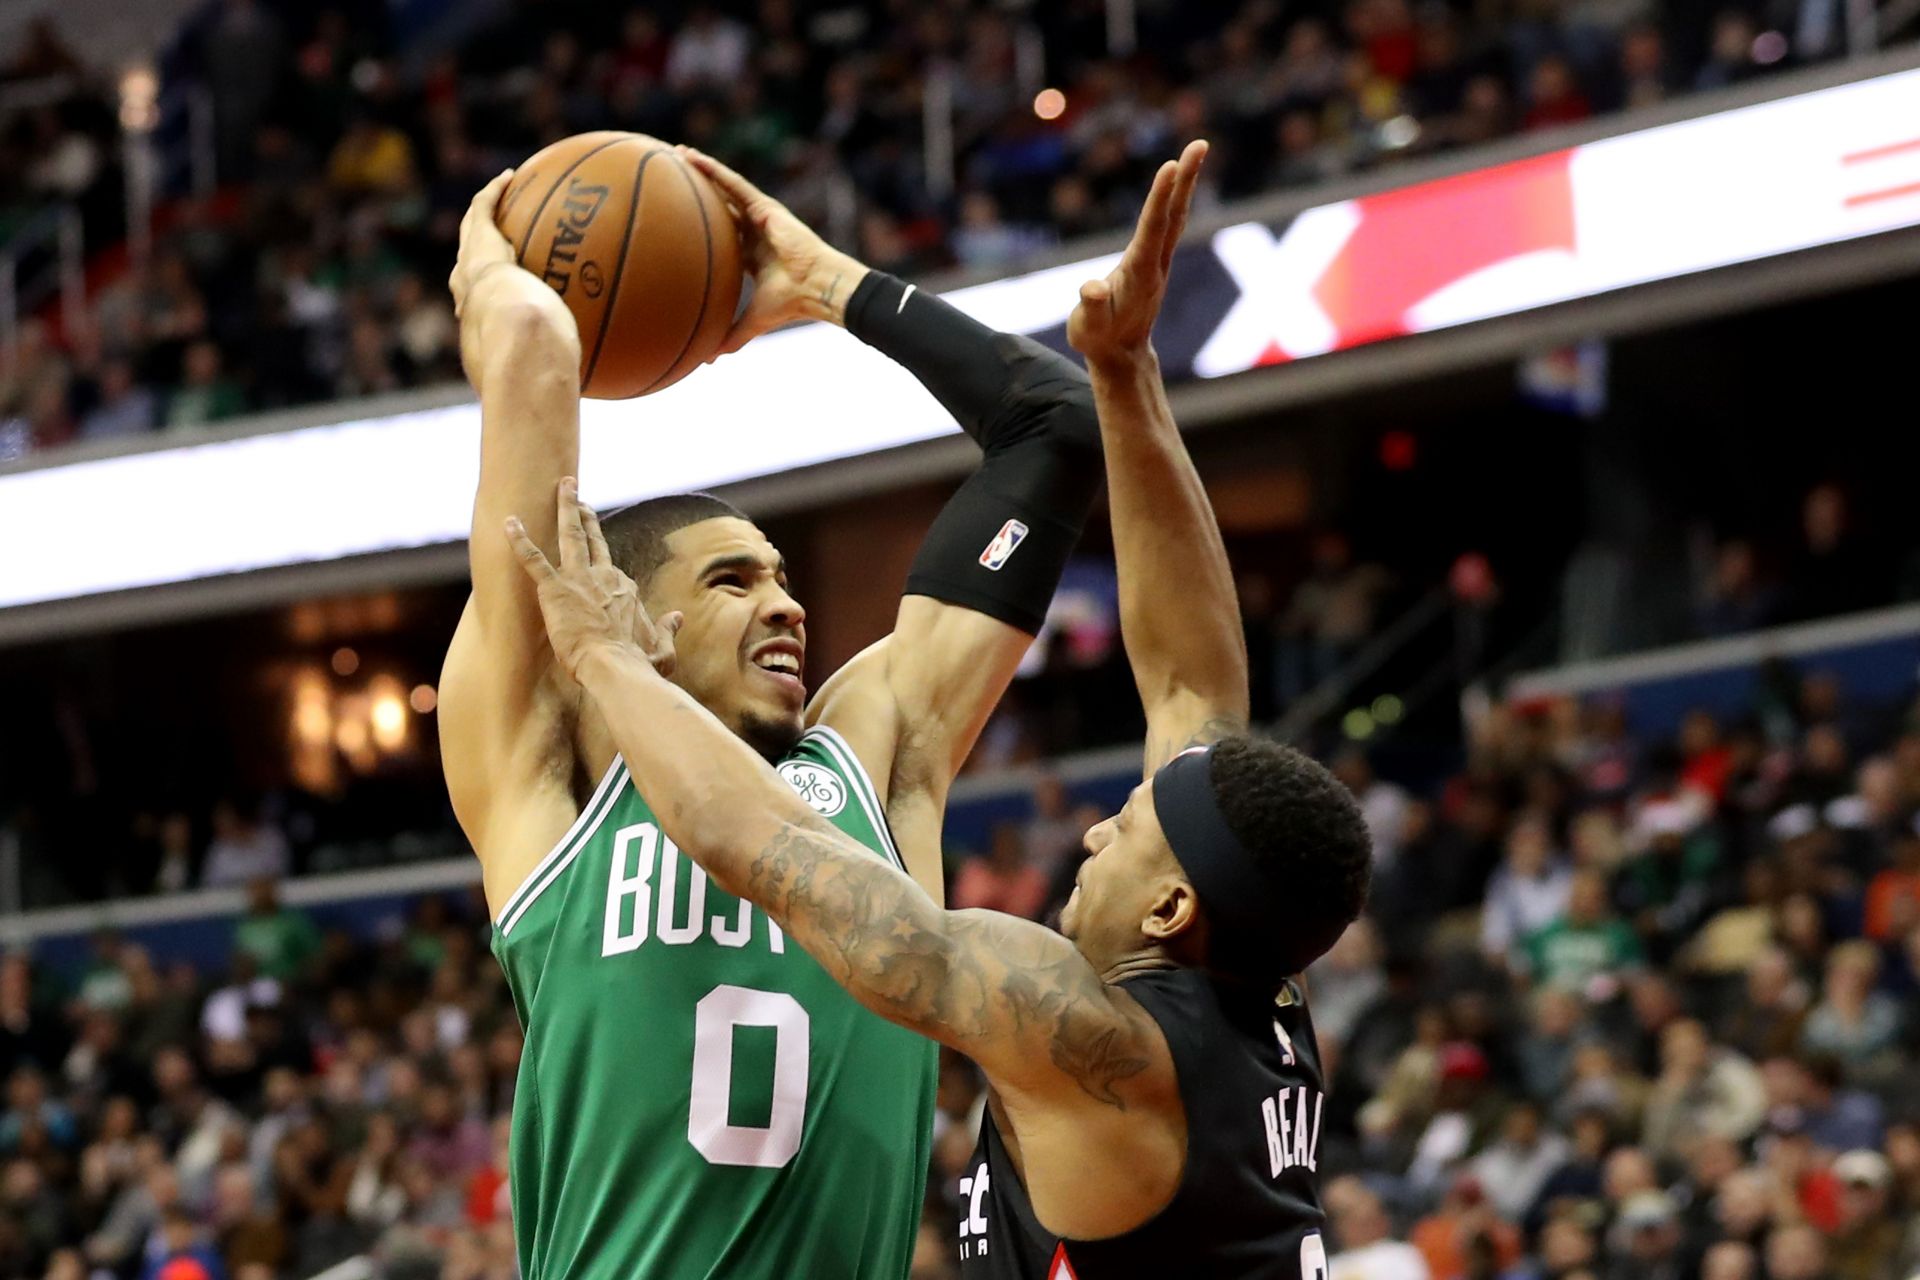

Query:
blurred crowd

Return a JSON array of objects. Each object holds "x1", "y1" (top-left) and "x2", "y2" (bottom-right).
[
  {"x1": 4, "y1": 651, "x2": 1919, "y2": 1279},
  {"x1": 1328, "y1": 678, "x2": 1920, "y2": 1280},
  {"x1": 0, "y1": 882, "x2": 524, "y2": 1280},
  {"x1": 6, "y1": 468, "x2": 1913, "y2": 910},
  {"x1": 0, "y1": 0, "x2": 1857, "y2": 458},
  {"x1": 924, "y1": 667, "x2": 1920, "y2": 1280}
]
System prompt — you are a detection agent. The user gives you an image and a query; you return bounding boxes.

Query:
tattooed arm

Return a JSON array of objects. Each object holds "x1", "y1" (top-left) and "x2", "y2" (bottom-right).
[
  {"x1": 506, "y1": 486, "x2": 1168, "y2": 1111},
  {"x1": 1067, "y1": 143, "x2": 1250, "y2": 775},
  {"x1": 744, "y1": 812, "x2": 1165, "y2": 1107},
  {"x1": 582, "y1": 642, "x2": 1163, "y2": 1108}
]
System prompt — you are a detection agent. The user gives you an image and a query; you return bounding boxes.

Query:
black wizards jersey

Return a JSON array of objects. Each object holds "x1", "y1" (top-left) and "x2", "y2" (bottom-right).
[{"x1": 957, "y1": 968, "x2": 1329, "y2": 1280}]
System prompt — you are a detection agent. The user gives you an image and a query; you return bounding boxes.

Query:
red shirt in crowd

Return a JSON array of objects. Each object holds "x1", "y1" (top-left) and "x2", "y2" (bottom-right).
[{"x1": 952, "y1": 859, "x2": 1049, "y2": 921}]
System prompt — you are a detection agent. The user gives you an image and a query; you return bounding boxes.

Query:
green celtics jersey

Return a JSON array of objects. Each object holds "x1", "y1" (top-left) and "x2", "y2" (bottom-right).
[{"x1": 490, "y1": 725, "x2": 937, "y2": 1280}]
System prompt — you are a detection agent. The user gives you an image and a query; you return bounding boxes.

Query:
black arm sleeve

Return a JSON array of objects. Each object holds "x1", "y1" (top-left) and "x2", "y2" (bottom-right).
[{"x1": 844, "y1": 271, "x2": 1104, "y2": 633}]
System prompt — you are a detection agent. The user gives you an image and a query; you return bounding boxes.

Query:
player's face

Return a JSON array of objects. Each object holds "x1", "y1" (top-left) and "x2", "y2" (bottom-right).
[
  {"x1": 1060, "y1": 781, "x2": 1188, "y2": 968},
  {"x1": 646, "y1": 518, "x2": 807, "y2": 760}
]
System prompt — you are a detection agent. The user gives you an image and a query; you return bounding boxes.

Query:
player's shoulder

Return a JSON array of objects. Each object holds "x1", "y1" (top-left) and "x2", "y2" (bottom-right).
[
  {"x1": 773, "y1": 726, "x2": 862, "y2": 814},
  {"x1": 778, "y1": 727, "x2": 909, "y2": 873}
]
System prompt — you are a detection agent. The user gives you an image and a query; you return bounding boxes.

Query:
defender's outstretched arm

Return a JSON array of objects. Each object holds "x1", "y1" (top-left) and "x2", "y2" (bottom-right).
[{"x1": 1067, "y1": 142, "x2": 1250, "y2": 775}]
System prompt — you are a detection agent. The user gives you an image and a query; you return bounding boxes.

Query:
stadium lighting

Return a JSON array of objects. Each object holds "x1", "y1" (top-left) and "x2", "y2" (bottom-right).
[
  {"x1": 370, "y1": 682, "x2": 409, "y2": 751},
  {"x1": 335, "y1": 715, "x2": 369, "y2": 758},
  {"x1": 118, "y1": 64, "x2": 159, "y2": 133},
  {"x1": 1379, "y1": 115, "x2": 1420, "y2": 149},
  {"x1": 1033, "y1": 88, "x2": 1067, "y2": 120}
]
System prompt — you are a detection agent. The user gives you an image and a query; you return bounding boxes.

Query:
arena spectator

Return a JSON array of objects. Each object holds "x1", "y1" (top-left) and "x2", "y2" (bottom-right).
[
  {"x1": 1826, "y1": 1148, "x2": 1900, "y2": 1280},
  {"x1": 1695, "y1": 540, "x2": 1780, "y2": 637},
  {"x1": 1695, "y1": 11, "x2": 1767, "y2": 90},
  {"x1": 1332, "y1": 749, "x2": 1413, "y2": 871},
  {"x1": 1406, "y1": 1043, "x2": 1508, "y2": 1197},
  {"x1": 165, "y1": 344, "x2": 246, "y2": 430},
  {"x1": 1410, "y1": 1173, "x2": 1523, "y2": 1279},
  {"x1": 1718, "y1": 946, "x2": 1812, "y2": 1059},
  {"x1": 1326, "y1": 1175, "x2": 1431, "y2": 1280},
  {"x1": 1280, "y1": 532, "x2": 1394, "y2": 703},
  {"x1": 1764, "y1": 1054, "x2": 1886, "y2": 1154},
  {"x1": 230, "y1": 882, "x2": 318, "y2": 984},
  {"x1": 1785, "y1": 484, "x2": 1880, "y2": 624},
  {"x1": 1519, "y1": 868, "x2": 1644, "y2": 994},
  {"x1": 1515, "y1": 986, "x2": 1587, "y2": 1101},
  {"x1": 1020, "y1": 774, "x2": 1084, "y2": 889},
  {"x1": 0, "y1": 1066, "x2": 76, "y2": 1152},
  {"x1": 1309, "y1": 919, "x2": 1389, "y2": 1047},
  {"x1": 200, "y1": 804, "x2": 291, "y2": 890},
  {"x1": 1862, "y1": 828, "x2": 1920, "y2": 942},
  {"x1": 78, "y1": 360, "x2": 160, "y2": 442},
  {"x1": 1799, "y1": 941, "x2": 1903, "y2": 1072},
  {"x1": 1606, "y1": 1189, "x2": 1686, "y2": 1280},
  {"x1": 1640, "y1": 1018, "x2": 1767, "y2": 1160},
  {"x1": 1480, "y1": 812, "x2": 1574, "y2": 967},
  {"x1": 1763, "y1": 1222, "x2": 1832, "y2": 1280},
  {"x1": 1615, "y1": 802, "x2": 1722, "y2": 961},
  {"x1": 1468, "y1": 1101, "x2": 1569, "y2": 1222},
  {"x1": 949, "y1": 823, "x2": 1048, "y2": 920}
]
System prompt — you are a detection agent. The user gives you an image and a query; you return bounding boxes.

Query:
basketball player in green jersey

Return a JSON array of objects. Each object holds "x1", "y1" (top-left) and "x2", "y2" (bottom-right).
[
  {"x1": 512, "y1": 142, "x2": 1376, "y2": 1280},
  {"x1": 439, "y1": 150, "x2": 1104, "y2": 1279}
]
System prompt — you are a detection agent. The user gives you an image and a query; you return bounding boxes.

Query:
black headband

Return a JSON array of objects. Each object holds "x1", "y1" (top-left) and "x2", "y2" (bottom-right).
[{"x1": 1152, "y1": 744, "x2": 1282, "y2": 955}]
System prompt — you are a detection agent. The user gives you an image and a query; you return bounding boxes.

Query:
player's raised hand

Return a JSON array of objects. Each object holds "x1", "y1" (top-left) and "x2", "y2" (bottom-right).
[
  {"x1": 506, "y1": 480, "x2": 682, "y2": 682},
  {"x1": 1067, "y1": 140, "x2": 1208, "y2": 366},
  {"x1": 677, "y1": 145, "x2": 869, "y2": 359},
  {"x1": 449, "y1": 169, "x2": 519, "y2": 319}
]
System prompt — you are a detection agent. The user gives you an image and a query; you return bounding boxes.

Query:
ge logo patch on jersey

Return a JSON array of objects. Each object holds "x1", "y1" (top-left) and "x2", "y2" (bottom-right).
[
  {"x1": 779, "y1": 762, "x2": 847, "y2": 817},
  {"x1": 979, "y1": 519, "x2": 1029, "y2": 571}
]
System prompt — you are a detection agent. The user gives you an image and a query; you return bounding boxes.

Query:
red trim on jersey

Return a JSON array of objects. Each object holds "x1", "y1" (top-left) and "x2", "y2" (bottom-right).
[{"x1": 1048, "y1": 1243, "x2": 1079, "y2": 1280}]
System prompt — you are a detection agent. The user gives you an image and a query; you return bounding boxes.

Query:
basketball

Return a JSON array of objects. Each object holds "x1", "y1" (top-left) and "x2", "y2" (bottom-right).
[{"x1": 495, "y1": 132, "x2": 743, "y2": 399}]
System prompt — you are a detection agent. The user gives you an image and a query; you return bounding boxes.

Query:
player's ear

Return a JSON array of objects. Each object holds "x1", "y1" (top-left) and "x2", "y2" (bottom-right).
[{"x1": 1140, "y1": 877, "x2": 1200, "y2": 943}]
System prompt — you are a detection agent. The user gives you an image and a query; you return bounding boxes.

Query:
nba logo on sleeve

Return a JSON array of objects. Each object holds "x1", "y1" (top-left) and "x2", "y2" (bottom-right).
[{"x1": 979, "y1": 519, "x2": 1029, "y2": 571}]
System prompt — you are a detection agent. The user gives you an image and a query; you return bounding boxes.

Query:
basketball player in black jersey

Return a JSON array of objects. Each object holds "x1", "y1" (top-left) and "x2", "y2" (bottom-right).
[{"x1": 506, "y1": 140, "x2": 1374, "y2": 1280}]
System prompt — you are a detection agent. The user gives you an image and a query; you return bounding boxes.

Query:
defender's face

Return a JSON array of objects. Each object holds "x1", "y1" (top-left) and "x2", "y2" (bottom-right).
[
  {"x1": 1061, "y1": 781, "x2": 1183, "y2": 967},
  {"x1": 645, "y1": 518, "x2": 807, "y2": 759}
]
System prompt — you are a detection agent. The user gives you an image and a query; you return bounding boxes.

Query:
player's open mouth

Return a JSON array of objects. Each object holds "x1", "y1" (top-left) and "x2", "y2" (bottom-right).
[{"x1": 749, "y1": 639, "x2": 806, "y2": 699}]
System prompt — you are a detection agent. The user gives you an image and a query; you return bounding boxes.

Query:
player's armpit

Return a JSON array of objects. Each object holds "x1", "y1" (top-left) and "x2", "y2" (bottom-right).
[
  {"x1": 440, "y1": 599, "x2": 584, "y2": 907},
  {"x1": 806, "y1": 607, "x2": 1029, "y2": 903},
  {"x1": 1141, "y1": 688, "x2": 1249, "y2": 777},
  {"x1": 742, "y1": 814, "x2": 1169, "y2": 1111},
  {"x1": 884, "y1": 592, "x2": 1030, "y2": 796}
]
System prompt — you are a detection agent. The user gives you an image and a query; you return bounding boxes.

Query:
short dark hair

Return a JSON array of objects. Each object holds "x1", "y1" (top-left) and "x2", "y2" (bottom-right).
[
  {"x1": 599, "y1": 493, "x2": 749, "y2": 590},
  {"x1": 1206, "y1": 735, "x2": 1372, "y2": 981}
]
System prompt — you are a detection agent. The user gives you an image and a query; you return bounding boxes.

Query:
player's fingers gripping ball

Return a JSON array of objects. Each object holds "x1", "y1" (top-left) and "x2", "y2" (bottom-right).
[{"x1": 496, "y1": 132, "x2": 745, "y2": 399}]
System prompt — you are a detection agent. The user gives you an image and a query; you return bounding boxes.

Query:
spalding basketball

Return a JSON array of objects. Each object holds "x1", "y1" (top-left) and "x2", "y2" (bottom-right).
[{"x1": 496, "y1": 132, "x2": 743, "y2": 399}]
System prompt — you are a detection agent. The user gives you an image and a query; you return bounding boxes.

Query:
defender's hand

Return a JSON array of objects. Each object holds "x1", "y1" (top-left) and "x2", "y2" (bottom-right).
[
  {"x1": 1067, "y1": 140, "x2": 1208, "y2": 367},
  {"x1": 449, "y1": 169, "x2": 519, "y2": 319},
  {"x1": 506, "y1": 480, "x2": 682, "y2": 682},
  {"x1": 678, "y1": 146, "x2": 869, "y2": 358}
]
